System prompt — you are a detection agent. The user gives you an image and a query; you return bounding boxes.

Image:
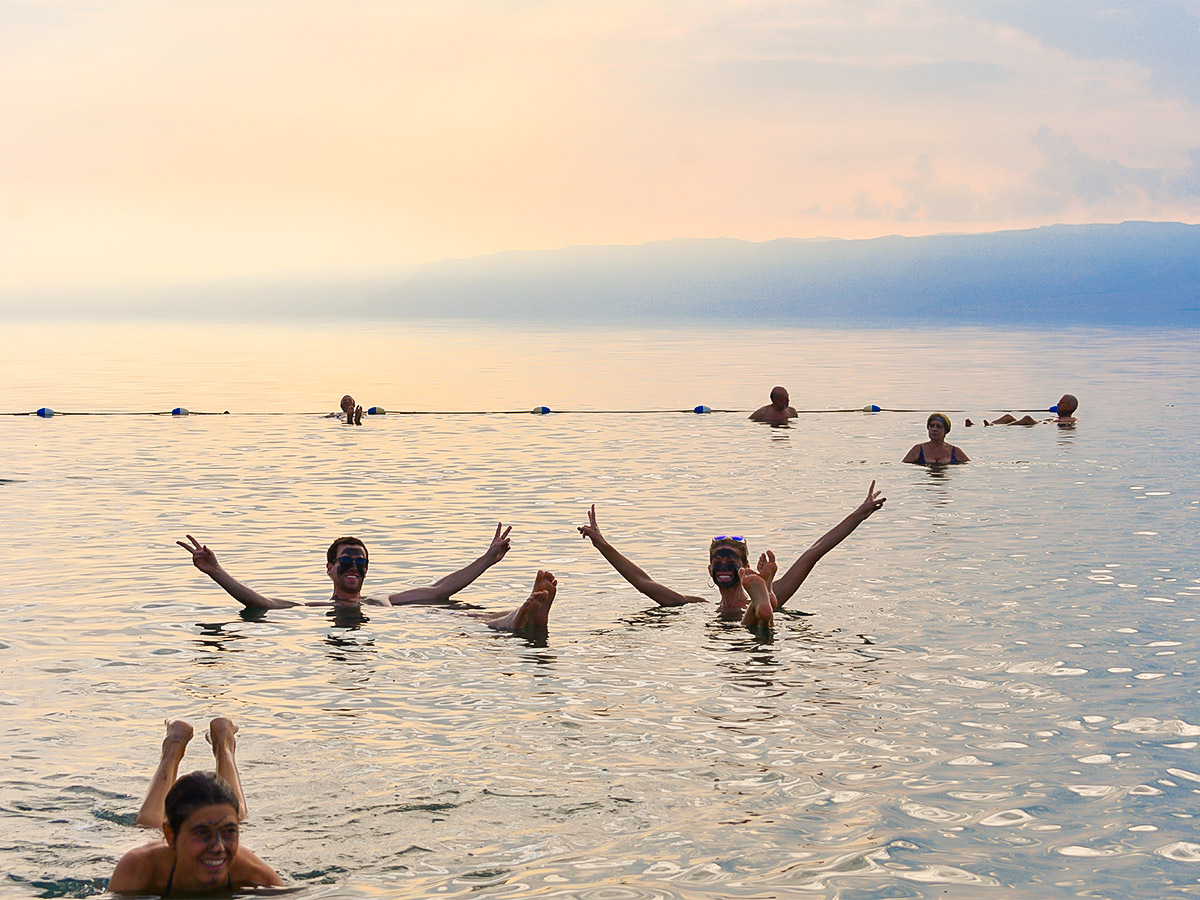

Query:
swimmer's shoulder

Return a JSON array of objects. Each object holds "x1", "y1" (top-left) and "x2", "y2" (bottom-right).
[
  {"x1": 231, "y1": 847, "x2": 284, "y2": 889},
  {"x1": 110, "y1": 840, "x2": 170, "y2": 894}
]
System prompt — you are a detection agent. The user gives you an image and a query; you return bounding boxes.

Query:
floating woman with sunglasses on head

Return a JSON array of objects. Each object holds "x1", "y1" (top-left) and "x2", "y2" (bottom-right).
[
  {"x1": 578, "y1": 483, "x2": 885, "y2": 629},
  {"x1": 902, "y1": 413, "x2": 969, "y2": 466},
  {"x1": 109, "y1": 718, "x2": 283, "y2": 896}
]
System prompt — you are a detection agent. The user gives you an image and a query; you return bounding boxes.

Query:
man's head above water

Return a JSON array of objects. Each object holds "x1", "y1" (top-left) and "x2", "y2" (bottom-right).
[
  {"x1": 326, "y1": 537, "x2": 369, "y2": 598},
  {"x1": 708, "y1": 536, "x2": 749, "y2": 589},
  {"x1": 327, "y1": 536, "x2": 367, "y2": 565}
]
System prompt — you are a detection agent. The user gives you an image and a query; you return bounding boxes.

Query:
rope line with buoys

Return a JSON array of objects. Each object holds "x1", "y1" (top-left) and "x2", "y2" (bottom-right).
[{"x1": 4, "y1": 404, "x2": 1056, "y2": 418}]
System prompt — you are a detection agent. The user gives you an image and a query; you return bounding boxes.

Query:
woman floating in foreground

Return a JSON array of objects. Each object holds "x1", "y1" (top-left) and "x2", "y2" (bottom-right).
[
  {"x1": 902, "y1": 413, "x2": 969, "y2": 466},
  {"x1": 109, "y1": 718, "x2": 282, "y2": 896}
]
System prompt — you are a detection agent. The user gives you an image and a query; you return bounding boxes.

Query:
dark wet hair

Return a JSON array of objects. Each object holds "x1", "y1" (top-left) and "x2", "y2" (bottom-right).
[
  {"x1": 327, "y1": 536, "x2": 368, "y2": 564},
  {"x1": 165, "y1": 772, "x2": 239, "y2": 836}
]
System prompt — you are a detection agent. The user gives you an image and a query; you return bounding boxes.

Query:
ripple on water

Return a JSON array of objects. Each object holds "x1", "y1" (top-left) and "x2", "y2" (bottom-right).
[
  {"x1": 978, "y1": 808, "x2": 1035, "y2": 827},
  {"x1": 1157, "y1": 842, "x2": 1200, "y2": 862},
  {"x1": 5, "y1": 327, "x2": 1200, "y2": 900}
]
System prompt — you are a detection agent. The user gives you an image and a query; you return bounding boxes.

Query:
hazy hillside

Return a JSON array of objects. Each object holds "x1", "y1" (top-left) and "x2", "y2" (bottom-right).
[
  {"x1": 10, "y1": 222, "x2": 1199, "y2": 325},
  {"x1": 361, "y1": 222, "x2": 1200, "y2": 326}
]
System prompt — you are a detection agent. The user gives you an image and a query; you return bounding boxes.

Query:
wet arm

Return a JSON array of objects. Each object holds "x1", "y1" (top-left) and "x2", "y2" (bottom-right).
[
  {"x1": 388, "y1": 523, "x2": 511, "y2": 604},
  {"x1": 203, "y1": 566, "x2": 297, "y2": 609},
  {"x1": 579, "y1": 506, "x2": 703, "y2": 606},
  {"x1": 235, "y1": 849, "x2": 284, "y2": 888},
  {"x1": 177, "y1": 536, "x2": 297, "y2": 609},
  {"x1": 595, "y1": 539, "x2": 703, "y2": 606},
  {"x1": 774, "y1": 483, "x2": 885, "y2": 607}
]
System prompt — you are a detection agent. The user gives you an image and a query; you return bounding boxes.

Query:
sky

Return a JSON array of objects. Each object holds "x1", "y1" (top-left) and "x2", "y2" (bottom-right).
[{"x1": 3, "y1": 0, "x2": 1200, "y2": 292}]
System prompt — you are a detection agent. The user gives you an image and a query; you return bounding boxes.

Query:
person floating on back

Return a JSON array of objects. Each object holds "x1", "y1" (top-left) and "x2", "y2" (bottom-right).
[
  {"x1": 748, "y1": 386, "x2": 798, "y2": 425},
  {"x1": 177, "y1": 526, "x2": 557, "y2": 631},
  {"x1": 577, "y1": 482, "x2": 885, "y2": 629},
  {"x1": 903, "y1": 413, "x2": 969, "y2": 465},
  {"x1": 327, "y1": 394, "x2": 363, "y2": 425},
  {"x1": 109, "y1": 718, "x2": 282, "y2": 896},
  {"x1": 966, "y1": 394, "x2": 1078, "y2": 428}
]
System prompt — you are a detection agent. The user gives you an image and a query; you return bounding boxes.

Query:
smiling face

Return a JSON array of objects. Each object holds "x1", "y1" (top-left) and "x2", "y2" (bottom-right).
[
  {"x1": 328, "y1": 542, "x2": 369, "y2": 598},
  {"x1": 708, "y1": 543, "x2": 747, "y2": 589},
  {"x1": 165, "y1": 803, "x2": 240, "y2": 892}
]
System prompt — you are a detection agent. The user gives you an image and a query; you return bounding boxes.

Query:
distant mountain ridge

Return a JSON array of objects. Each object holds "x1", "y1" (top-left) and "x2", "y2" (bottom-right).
[{"x1": 359, "y1": 221, "x2": 1200, "y2": 326}]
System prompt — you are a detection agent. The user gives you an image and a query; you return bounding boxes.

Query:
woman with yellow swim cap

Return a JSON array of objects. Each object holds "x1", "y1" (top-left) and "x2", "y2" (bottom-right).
[{"x1": 902, "y1": 413, "x2": 970, "y2": 465}]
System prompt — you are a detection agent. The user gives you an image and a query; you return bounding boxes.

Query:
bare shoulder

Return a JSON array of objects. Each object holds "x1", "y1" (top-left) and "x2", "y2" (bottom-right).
[
  {"x1": 232, "y1": 847, "x2": 284, "y2": 888},
  {"x1": 109, "y1": 841, "x2": 170, "y2": 894}
]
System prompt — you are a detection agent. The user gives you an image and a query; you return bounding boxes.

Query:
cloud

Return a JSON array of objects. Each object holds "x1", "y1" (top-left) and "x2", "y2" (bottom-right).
[
  {"x1": 975, "y1": 0, "x2": 1200, "y2": 103},
  {"x1": 2, "y1": 0, "x2": 1199, "y2": 292},
  {"x1": 844, "y1": 128, "x2": 1200, "y2": 223}
]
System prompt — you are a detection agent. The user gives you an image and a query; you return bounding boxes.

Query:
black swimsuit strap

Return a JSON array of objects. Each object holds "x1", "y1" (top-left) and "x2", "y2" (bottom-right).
[{"x1": 161, "y1": 858, "x2": 231, "y2": 896}]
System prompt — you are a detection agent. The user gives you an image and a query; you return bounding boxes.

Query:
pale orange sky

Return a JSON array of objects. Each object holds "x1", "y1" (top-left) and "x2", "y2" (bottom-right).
[{"x1": 3, "y1": 0, "x2": 1200, "y2": 291}]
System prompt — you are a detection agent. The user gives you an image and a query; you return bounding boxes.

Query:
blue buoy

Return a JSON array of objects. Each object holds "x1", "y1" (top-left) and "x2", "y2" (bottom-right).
[
  {"x1": 693, "y1": 405, "x2": 711, "y2": 414},
  {"x1": 171, "y1": 407, "x2": 189, "y2": 416},
  {"x1": 36, "y1": 407, "x2": 55, "y2": 418},
  {"x1": 862, "y1": 404, "x2": 881, "y2": 412},
  {"x1": 367, "y1": 406, "x2": 385, "y2": 415},
  {"x1": 531, "y1": 406, "x2": 551, "y2": 415},
  {"x1": 1049, "y1": 405, "x2": 1058, "y2": 413}
]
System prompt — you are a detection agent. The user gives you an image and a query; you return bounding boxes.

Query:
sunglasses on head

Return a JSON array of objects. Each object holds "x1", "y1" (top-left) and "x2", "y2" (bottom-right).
[
  {"x1": 712, "y1": 535, "x2": 745, "y2": 543},
  {"x1": 336, "y1": 555, "x2": 368, "y2": 573}
]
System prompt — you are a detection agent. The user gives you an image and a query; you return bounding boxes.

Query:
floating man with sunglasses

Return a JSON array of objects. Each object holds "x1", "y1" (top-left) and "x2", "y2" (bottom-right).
[
  {"x1": 176, "y1": 525, "x2": 557, "y2": 631},
  {"x1": 578, "y1": 483, "x2": 885, "y2": 628}
]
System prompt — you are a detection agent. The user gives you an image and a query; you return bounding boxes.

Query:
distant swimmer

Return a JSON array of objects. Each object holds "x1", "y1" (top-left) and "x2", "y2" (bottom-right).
[
  {"x1": 966, "y1": 393, "x2": 1078, "y2": 428},
  {"x1": 109, "y1": 718, "x2": 282, "y2": 896},
  {"x1": 903, "y1": 413, "x2": 969, "y2": 465},
  {"x1": 326, "y1": 394, "x2": 363, "y2": 425},
  {"x1": 177, "y1": 526, "x2": 555, "y2": 631},
  {"x1": 748, "y1": 386, "x2": 798, "y2": 425},
  {"x1": 578, "y1": 482, "x2": 885, "y2": 629}
]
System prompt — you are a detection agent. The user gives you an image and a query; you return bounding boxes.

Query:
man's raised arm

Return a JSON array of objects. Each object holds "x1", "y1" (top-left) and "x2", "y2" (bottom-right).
[
  {"x1": 773, "y1": 482, "x2": 886, "y2": 607},
  {"x1": 578, "y1": 505, "x2": 705, "y2": 606},
  {"x1": 387, "y1": 523, "x2": 512, "y2": 605},
  {"x1": 176, "y1": 535, "x2": 298, "y2": 609}
]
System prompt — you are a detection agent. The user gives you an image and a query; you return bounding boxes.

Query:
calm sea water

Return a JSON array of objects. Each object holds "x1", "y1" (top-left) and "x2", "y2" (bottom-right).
[{"x1": 2, "y1": 320, "x2": 1199, "y2": 899}]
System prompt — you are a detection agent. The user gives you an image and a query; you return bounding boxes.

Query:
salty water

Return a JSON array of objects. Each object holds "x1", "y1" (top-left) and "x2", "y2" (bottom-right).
[{"x1": 2, "y1": 321, "x2": 1199, "y2": 899}]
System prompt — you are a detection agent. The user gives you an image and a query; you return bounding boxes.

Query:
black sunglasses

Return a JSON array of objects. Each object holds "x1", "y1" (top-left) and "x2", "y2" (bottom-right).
[{"x1": 336, "y1": 555, "x2": 368, "y2": 573}]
